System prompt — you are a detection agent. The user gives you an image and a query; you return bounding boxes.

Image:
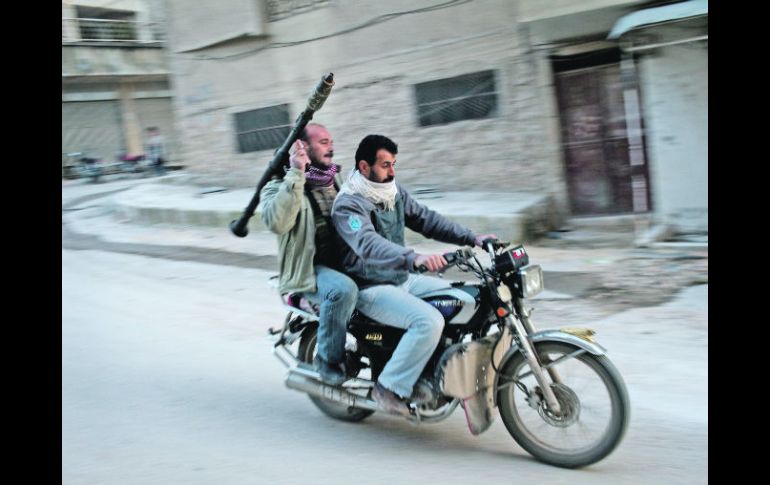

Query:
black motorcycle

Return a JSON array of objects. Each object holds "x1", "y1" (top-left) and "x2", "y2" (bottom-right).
[{"x1": 269, "y1": 241, "x2": 629, "y2": 468}]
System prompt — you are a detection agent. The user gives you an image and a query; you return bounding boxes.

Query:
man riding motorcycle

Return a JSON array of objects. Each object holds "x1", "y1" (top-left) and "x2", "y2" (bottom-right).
[{"x1": 331, "y1": 134, "x2": 497, "y2": 416}]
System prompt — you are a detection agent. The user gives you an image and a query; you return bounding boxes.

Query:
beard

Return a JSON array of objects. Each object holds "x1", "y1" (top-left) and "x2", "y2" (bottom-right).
[{"x1": 366, "y1": 171, "x2": 394, "y2": 183}]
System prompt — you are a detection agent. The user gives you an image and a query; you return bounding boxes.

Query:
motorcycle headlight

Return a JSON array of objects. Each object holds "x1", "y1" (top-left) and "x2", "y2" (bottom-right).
[{"x1": 515, "y1": 265, "x2": 544, "y2": 298}]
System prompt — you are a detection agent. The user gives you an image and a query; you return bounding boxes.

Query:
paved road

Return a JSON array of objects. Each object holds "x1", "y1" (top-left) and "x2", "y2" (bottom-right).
[{"x1": 61, "y1": 180, "x2": 708, "y2": 484}]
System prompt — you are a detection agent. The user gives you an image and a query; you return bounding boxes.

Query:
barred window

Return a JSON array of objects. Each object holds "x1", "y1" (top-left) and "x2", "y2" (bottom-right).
[
  {"x1": 234, "y1": 104, "x2": 291, "y2": 153},
  {"x1": 415, "y1": 70, "x2": 498, "y2": 127},
  {"x1": 73, "y1": 7, "x2": 138, "y2": 41}
]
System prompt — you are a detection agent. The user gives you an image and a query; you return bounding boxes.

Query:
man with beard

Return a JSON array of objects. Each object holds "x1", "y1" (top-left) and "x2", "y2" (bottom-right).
[
  {"x1": 331, "y1": 134, "x2": 497, "y2": 416},
  {"x1": 258, "y1": 123, "x2": 356, "y2": 385}
]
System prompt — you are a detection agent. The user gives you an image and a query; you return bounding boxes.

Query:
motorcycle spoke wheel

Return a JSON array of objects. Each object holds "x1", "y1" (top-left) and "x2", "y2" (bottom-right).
[{"x1": 497, "y1": 342, "x2": 629, "y2": 468}]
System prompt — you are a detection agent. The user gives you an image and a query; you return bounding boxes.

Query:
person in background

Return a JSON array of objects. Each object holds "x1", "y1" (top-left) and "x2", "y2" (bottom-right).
[{"x1": 144, "y1": 126, "x2": 167, "y2": 176}]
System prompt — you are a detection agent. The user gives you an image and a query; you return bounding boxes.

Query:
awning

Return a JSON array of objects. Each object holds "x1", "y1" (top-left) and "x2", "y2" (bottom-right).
[{"x1": 607, "y1": 0, "x2": 708, "y2": 39}]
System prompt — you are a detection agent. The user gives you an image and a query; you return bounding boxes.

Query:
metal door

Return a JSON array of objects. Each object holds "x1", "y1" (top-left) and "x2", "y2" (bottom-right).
[
  {"x1": 554, "y1": 59, "x2": 651, "y2": 215},
  {"x1": 62, "y1": 100, "x2": 124, "y2": 163}
]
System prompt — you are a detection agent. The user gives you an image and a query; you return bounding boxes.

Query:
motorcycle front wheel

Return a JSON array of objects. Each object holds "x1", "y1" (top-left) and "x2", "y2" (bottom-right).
[
  {"x1": 497, "y1": 341, "x2": 629, "y2": 468},
  {"x1": 297, "y1": 327, "x2": 374, "y2": 422}
]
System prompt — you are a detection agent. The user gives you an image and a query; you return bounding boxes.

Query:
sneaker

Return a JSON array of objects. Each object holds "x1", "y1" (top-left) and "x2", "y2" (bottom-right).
[
  {"x1": 372, "y1": 382, "x2": 411, "y2": 417},
  {"x1": 313, "y1": 355, "x2": 347, "y2": 386}
]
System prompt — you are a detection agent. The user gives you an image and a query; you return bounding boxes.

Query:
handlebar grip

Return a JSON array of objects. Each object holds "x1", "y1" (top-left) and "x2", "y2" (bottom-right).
[
  {"x1": 482, "y1": 238, "x2": 508, "y2": 250},
  {"x1": 417, "y1": 252, "x2": 457, "y2": 273}
]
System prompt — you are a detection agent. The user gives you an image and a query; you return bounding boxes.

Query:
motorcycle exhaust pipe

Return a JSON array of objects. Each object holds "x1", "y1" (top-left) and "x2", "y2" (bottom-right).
[
  {"x1": 273, "y1": 344, "x2": 298, "y2": 368},
  {"x1": 285, "y1": 370, "x2": 379, "y2": 412},
  {"x1": 274, "y1": 343, "x2": 379, "y2": 412}
]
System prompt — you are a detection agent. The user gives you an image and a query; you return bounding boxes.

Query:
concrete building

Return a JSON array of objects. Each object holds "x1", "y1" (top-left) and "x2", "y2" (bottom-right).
[
  {"x1": 164, "y1": 0, "x2": 707, "y2": 236},
  {"x1": 62, "y1": 0, "x2": 177, "y2": 175},
  {"x1": 607, "y1": 0, "x2": 708, "y2": 234}
]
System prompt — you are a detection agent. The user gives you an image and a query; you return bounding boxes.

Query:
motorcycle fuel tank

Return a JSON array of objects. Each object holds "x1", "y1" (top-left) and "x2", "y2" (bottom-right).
[{"x1": 422, "y1": 285, "x2": 480, "y2": 325}]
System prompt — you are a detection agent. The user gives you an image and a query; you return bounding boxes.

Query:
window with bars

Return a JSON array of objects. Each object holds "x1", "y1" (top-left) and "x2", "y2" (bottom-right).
[
  {"x1": 234, "y1": 104, "x2": 291, "y2": 153},
  {"x1": 414, "y1": 70, "x2": 498, "y2": 127},
  {"x1": 73, "y1": 7, "x2": 138, "y2": 41}
]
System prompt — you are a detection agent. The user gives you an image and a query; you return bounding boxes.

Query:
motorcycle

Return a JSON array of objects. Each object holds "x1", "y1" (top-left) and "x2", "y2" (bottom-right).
[
  {"x1": 117, "y1": 151, "x2": 147, "y2": 175},
  {"x1": 64, "y1": 151, "x2": 102, "y2": 183},
  {"x1": 269, "y1": 240, "x2": 629, "y2": 468}
]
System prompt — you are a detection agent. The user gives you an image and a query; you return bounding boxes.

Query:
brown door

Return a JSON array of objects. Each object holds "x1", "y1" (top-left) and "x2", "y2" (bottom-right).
[{"x1": 554, "y1": 53, "x2": 651, "y2": 216}]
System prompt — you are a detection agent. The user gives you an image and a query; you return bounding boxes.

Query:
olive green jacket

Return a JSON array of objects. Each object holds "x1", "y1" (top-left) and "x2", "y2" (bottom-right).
[{"x1": 257, "y1": 167, "x2": 343, "y2": 294}]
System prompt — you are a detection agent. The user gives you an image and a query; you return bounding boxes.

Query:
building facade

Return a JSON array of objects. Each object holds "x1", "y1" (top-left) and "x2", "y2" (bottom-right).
[
  {"x1": 62, "y1": 0, "x2": 177, "y2": 174},
  {"x1": 164, "y1": 0, "x2": 707, "y2": 234}
]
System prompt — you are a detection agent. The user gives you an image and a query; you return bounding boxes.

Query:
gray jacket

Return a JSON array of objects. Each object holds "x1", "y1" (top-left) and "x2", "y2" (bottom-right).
[{"x1": 331, "y1": 182, "x2": 476, "y2": 286}]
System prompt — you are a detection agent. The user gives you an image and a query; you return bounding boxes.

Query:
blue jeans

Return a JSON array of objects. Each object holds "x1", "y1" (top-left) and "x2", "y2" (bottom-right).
[
  {"x1": 355, "y1": 274, "x2": 451, "y2": 398},
  {"x1": 301, "y1": 265, "x2": 358, "y2": 365}
]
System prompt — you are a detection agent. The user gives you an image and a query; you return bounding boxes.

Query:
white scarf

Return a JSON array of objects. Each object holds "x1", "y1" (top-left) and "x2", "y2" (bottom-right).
[{"x1": 338, "y1": 169, "x2": 398, "y2": 211}]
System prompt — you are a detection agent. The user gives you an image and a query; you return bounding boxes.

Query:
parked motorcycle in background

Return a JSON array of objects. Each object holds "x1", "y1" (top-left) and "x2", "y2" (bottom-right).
[
  {"x1": 64, "y1": 151, "x2": 103, "y2": 183},
  {"x1": 79, "y1": 155, "x2": 103, "y2": 183},
  {"x1": 269, "y1": 240, "x2": 630, "y2": 468},
  {"x1": 117, "y1": 151, "x2": 146, "y2": 175}
]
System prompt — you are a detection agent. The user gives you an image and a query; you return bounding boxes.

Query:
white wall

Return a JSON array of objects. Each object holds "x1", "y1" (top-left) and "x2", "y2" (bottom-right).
[
  {"x1": 165, "y1": 0, "x2": 564, "y2": 194},
  {"x1": 639, "y1": 34, "x2": 708, "y2": 233}
]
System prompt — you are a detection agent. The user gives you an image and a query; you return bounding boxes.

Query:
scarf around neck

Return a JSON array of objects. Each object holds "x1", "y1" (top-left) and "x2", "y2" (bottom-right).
[
  {"x1": 337, "y1": 169, "x2": 398, "y2": 211},
  {"x1": 305, "y1": 163, "x2": 339, "y2": 187}
]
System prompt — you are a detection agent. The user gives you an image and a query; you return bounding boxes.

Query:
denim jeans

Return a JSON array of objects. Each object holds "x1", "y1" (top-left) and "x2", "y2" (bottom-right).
[
  {"x1": 355, "y1": 274, "x2": 451, "y2": 398},
  {"x1": 301, "y1": 265, "x2": 358, "y2": 365}
]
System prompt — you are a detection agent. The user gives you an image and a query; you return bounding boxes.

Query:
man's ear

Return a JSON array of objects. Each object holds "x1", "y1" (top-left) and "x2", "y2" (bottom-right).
[{"x1": 358, "y1": 160, "x2": 369, "y2": 176}]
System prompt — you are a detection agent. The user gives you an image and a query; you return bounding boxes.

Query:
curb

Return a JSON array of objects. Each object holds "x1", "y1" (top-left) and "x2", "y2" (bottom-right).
[{"x1": 111, "y1": 184, "x2": 556, "y2": 243}]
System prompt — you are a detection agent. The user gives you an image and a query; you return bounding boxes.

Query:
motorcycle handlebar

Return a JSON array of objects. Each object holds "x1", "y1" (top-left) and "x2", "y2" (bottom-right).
[
  {"x1": 416, "y1": 251, "x2": 458, "y2": 274},
  {"x1": 482, "y1": 238, "x2": 508, "y2": 250},
  {"x1": 416, "y1": 247, "x2": 475, "y2": 273},
  {"x1": 415, "y1": 241, "x2": 509, "y2": 273}
]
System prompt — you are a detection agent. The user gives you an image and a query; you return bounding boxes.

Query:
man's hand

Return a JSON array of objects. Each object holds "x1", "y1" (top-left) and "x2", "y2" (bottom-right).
[
  {"x1": 474, "y1": 233, "x2": 500, "y2": 248},
  {"x1": 414, "y1": 253, "x2": 448, "y2": 273},
  {"x1": 289, "y1": 140, "x2": 310, "y2": 171}
]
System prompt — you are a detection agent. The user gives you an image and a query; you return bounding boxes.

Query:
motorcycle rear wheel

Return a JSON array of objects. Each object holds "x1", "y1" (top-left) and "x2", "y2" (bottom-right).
[
  {"x1": 297, "y1": 327, "x2": 374, "y2": 422},
  {"x1": 497, "y1": 341, "x2": 629, "y2": 468}
]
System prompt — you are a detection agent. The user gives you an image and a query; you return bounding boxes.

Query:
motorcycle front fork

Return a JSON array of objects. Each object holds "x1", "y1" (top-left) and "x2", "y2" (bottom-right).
[{"x1": 506, "y1": 302, "x2": 563, "y2": 415}]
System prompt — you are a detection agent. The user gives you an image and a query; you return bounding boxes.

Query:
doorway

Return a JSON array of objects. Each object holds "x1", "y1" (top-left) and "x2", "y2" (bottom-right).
[{"x1": 552, "y1": 48, "x2": 651, "y2": 216}]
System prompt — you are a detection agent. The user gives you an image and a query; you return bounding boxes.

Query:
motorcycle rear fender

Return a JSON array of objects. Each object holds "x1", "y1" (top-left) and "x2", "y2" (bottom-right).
[{"x1": 493, "y1": 329, "x2": 607, "y2": 403}]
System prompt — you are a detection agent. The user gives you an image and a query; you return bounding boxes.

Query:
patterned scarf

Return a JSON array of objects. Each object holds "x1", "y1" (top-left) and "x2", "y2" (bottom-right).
[
  {"x1": 337, "y1": 169, "x2": 398, "y2": 211},
  {"x1": 305, "y1": 163, "x2": 339, "y2": 187}
]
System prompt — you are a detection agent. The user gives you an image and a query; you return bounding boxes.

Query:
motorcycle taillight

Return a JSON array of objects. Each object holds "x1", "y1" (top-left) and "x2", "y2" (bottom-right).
[{"x1": 495, "y1": 245, "x2": 529, "y2": 274}]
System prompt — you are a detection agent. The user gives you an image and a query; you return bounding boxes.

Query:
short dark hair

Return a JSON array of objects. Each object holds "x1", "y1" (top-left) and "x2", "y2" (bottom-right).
[{"x1": 355, "y1": 134, "x2": 398, "y2": 167}]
